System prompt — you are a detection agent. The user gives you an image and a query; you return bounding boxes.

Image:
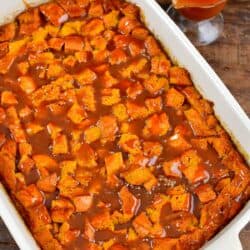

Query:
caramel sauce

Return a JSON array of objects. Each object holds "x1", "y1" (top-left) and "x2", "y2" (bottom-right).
[{"x1": 179, "y1": 2, "x2": 226, "y2": 21}]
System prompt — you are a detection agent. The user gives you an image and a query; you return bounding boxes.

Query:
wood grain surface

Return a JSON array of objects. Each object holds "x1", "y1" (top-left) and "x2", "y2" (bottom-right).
[
  {"x1": 0, "y1": 0, "x2": 249, "y2": 249},
  {"x1": 198, "y1": 0, "x2": 250, "y2": 118}
]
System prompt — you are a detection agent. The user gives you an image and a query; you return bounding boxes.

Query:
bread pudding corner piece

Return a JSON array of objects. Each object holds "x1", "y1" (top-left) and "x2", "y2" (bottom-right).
[
  {"x1": 170, "y1": 191, "x2": 191, "y2": 212},
  {"x1": 57, "y1": 222, "x2": 81, "y2": 246},
  {"x1": 143, "y1": 74, "x2": 169, "y2": 95},
  {"x1": 151, "y1": 54, "x2": 171, "y2": 76},
  {"x1": 169, "y1": 66, "x2": 193, "y2": 86},
  {"x1": 52, "y1": 133, "x2": 69, "y2": 155},
  {"x1": 0, "y1": 42, "x2": 9, "y2": 59},
  {"x1": 163, "y1": 158, "x2": 183, "y2": 178},
  {"x1": 101, "y1": 88, "x2": 121, "y2": 106},
  {"x1": 0, "y1": 141, "x2": 17, "y2": 190},
  {"x1": 73, "y1": 143, "x2": 97, "y2": 168},
  {"x1": 143, "y1": 112, "x2": 170, "y2": 138},
  {"x1": 73, "y1": 194, "x2": 93, "y2": 212},
  {"x1": 0, "y1": 37, "x2": 29, "y2": 74},
  {"x1": 40, "y1": 2, "x2": 69, "y2": 26},
  {"x1": 126, "y1": 100, "x2": 150, "y2": 120},
  {"x1": 1, "y1": 91, "x2": 18, "y2": 106},
  {"x1": 18, "y1": 76, "x2": 37, "y2": 94},
  {"x1": 121, "y1": 57, "x2": 148, "y2": 78},
  {"x1": 112, "y1": 103, "x2": 128, "y2": 122},
  {"x1": 132, "y1": 211, "x2": 165, "y2": 238},
  {"x1": 84, "y1": 126, "x2": 101, "y2": 144},
  {"x1": 132, "y1": 212, "x2": 153, "y2": 237},
  {"x1": 97, "y1": 115, "x2": 118, "y2": 144},
  {"x1": 83, "y1": 18, "x2": 105, "y2": 37},
  {"x1": 105, "y1": 152, "x2": 125, "y2": 179},
  {"x1": 145, "y1": 96, "x2": 163, "y2": 115},
  {"x1": 67, "y1": 102, "x2": 87, "y2": 124},
  {"x1": 51, "y1": 198, "x2": 75, "y2": 223},
  {"x1": 25, "y1": 122, "x2": 44, "y2": 136},
  {"x1": 180, "y1": 150, "x2": 210, "y2": 184},
  {"x1": 18, "y1": 8, "x2": 41, "y2": 35},
  {"x1": 32, "y1": 154, "x2": 58, "y2": 173},
  {"x1": 0, "y1": 23, "x2": 16, "y2": 42},
  {"x1": 37, "y1": 173, "x2": 58, "y2": 193},
  {"x1": 119, "y1": 186, "x2": 141, "y2": 218},
  {"x1": 165, "y1": 87, "x2": 185, "y2": 109},
  {"x1": 167, "y1": 133, "x2": 192, "y2": 152},
  {"x1": 121, "y1": 166, "x2": 157, "y2": 191},
  {"x1": 194, "y1": 184, "x2": 217, "y2": 204},
  {"x1": 109, "y1": 48, "x2": 128, "y2": 65},
  {"x1": 6, "y1": 107, "x2": 27, "y2": 143},
  {"x1": 90, "y1": 209, "x2": 115, "y2": 231}
]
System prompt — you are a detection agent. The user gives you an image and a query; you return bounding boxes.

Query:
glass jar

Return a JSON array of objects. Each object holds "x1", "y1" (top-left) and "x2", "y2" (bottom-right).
[{"x1": 156, "y1": 0, "x2": 171, "y2": 5}]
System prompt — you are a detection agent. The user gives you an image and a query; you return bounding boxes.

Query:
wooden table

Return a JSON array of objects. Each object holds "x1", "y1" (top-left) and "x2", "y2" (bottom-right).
[
  {"x1": 0, "y1": 1, "x2": 249, "y2": 249},
  {"x1": 198, "y1": 0, "x2": 250, "y2": 117}
]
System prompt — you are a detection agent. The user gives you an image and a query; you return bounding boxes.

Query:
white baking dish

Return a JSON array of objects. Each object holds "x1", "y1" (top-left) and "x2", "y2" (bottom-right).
[{"x1": 0, "y1": 0, "x2": 249, "y2": 249}]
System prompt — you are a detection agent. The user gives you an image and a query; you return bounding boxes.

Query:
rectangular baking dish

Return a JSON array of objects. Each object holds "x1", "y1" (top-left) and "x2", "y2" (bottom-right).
[{"x1": 0, "y1": 0, "x2": 249, "y2": 249}]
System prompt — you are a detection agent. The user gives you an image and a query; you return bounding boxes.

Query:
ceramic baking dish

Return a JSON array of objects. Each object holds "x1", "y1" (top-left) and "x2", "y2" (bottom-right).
[{"x1": 0, "y1": 0, "x2": 249, "y2": 249}]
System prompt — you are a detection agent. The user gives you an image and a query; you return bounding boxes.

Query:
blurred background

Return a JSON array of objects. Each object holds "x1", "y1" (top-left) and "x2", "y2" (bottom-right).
[
  {"x1": 156, "y1": 0, "x2": 250, "y2": 118},
  {"x1": 157, "y1": 0, "x2": 250, "y2": 5}
]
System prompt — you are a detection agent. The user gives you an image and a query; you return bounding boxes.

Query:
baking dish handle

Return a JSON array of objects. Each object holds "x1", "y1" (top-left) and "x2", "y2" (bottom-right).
[
  {"x1": 0, "y1": 183, "x2": 40, "y2": 250},
  {"x1": 204, "y1": 201, "x2": 250, "y2": 250}
]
